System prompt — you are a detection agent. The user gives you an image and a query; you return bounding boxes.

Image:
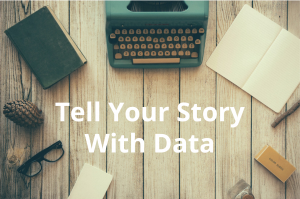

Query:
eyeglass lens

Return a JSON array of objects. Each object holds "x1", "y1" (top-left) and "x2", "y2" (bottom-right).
[
  {"x1": 24, "y1": 161, "x2": 42, "y2": 177},
  {"x1": 44, "y1": 148, "x2": 64, "y2": 162}
]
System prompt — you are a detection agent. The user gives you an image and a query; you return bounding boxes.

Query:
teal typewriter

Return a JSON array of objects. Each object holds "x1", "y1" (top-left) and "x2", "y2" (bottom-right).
[{"x1": 106, "y1": 1, "x2": 209, "y2": 68}]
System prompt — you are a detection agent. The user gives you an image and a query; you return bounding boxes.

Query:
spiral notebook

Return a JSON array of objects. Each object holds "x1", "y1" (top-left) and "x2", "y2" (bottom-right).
[{"x1": 207, "y1": 5, "x2": 300, "y2": 113}]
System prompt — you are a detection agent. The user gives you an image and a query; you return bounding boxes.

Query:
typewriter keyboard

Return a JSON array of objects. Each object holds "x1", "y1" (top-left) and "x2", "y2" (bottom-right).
[{"x1": 109, "y1": 27, "x2": 205, "y2": 64}]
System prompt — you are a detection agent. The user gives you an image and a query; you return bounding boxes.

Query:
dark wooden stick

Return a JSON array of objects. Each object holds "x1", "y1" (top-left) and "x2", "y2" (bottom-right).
[{"x1": 271, "y1": 99, "x2": 300, "y2": 128}]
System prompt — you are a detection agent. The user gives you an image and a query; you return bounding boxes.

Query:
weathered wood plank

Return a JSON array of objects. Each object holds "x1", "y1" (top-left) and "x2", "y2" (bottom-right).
[
  {"x1": 0, "y1": 1, "x2": 32, "y2": 199},
  {"x1": 286, "y1": 1, "x2": 300, "y2": 198},
  {"x1": 179, "y1": 1, "x2": 216, "y2": 199},
  {"x1": 144, "y1": 69, "x2": 179, "y2": 198},
  {"x1": 251, "y1": 2, "x2": 287, "y2": 198},
  {"x1": 30, "y1": 1, "x2": 69, "y2": 199},
  {"x1": 69, "y1": 0, "x2": 107, "y2": 195},
  {"x1": 106, "y1": 67, "x2": 144, "y2": 198},
  {"x1": 216, "y1": 1, "x2": 252, "y2": 198}
]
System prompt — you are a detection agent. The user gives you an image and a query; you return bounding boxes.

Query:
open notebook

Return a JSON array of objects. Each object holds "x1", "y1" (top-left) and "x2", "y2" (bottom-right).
[{"x1": 207, "y1": 5, "x2": 300, "y2": 113}]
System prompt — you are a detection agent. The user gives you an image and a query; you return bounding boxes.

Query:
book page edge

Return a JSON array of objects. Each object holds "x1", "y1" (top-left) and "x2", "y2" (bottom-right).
[{"x1": 46, "y1": 6, "x2": 87, "y2": 64}]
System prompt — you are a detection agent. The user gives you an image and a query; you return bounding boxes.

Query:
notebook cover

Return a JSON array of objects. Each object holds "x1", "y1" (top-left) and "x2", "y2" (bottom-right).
[{"x1": 5, "y1": 6, "x2": 87, "y2": 89}]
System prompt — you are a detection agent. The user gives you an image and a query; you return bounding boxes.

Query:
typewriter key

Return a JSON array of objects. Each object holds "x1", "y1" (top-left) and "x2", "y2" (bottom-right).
[
  {"x1": 178, "y1": 28, "x2": 183, "y2": 34},
  {"x1": 141, "y1": 44, "x2": 147, "y2": 49},
  {"x1": 115, "y1": 29, "x2": 120, "y2": 34},
  {"x1": 168, "y1": 44, "x2": 174, "y2": 49},
  {"x1": 185, "y1": 28, "x2": 191, "y2": 34},
  {"x1": 144, "y1": 51, "x2": 150, "y2": 56},
  {"x1": 182, "y1": 43, "x2": 187, "y2": 49},
  {"x1": 157, "y1": 29, "x2": 162, "y2": 34},
  {"x1": 153, "y1": 38, "x2": 158, "y2": 43},
  {"x1": 150, "y1": 29, "x2": 155, "y2": 34},
  {"x1": 133, "y1": 36, "x2": 138, "y2": 42},
  {"x1": 138, "y1": 51, "x2": 143, "y2": 56},
  {"x1": 151, "y1": 51, "x2": 156, "y2": 56},
  {"x1": 164, "y1": 29, "x2": 169, "y2": 34},
  {"x1": 122, "y1": 29, "x2": 127, "y2": 34},
  {"x1": 134, "y1": 44, "x2": 140, "y2": 49},
  {"x1": 192, "y1": 28, "x2": 197, "y2": 34},
  {"x1": 185, "y1": 51, "x2": 191, "y2": 56},
  {"x1": 110, "y1": 33, "x2": 116, "y2": 39},
  {"x1": 125, "y1": 36, "x2": 131, "y2": 42},
  {"x1": 127, "y1": 44, "x2": 132, "y2": 49},
  {"x1": 114, "y1": 45, "x2": 119, "y2": 50},
  {"x1": 161, "y1": 44, "x2": 167, "y2": 49},
  {"x1": 120, "y1": 44, "x2": 126, "y2": 49},
  {"x1": 136, "y1": 29, "x2": 141, "y2": 34},
  {"x1": 124, "y1": 51, "x2": 129, "y2": 57},
  {"x1": 143, "y1": 29, "x2": 148, "y2": 34},
  {"x1": 181, "y1": 36, "x2": 186, "y2": 41},
  {"x1": 178, "y1": 51, "x2": 184, "y2": 56},
  {"x1": 118, "y1": 36, "x2": 124, "y2": 42},
  {"x1": 174, "y1": 36, "x2": 179, "y2": 42},
  {"x1": 109, "y1": 33, "x2": 117, "y2": 44},
  {"x1": 188, "y1": 36, "x2": 193, "y2": 41},
  {"x1": 148, "y1": 44, "x2": 153, "y2": 49},
  {"x1": 167, "y1": 36, "x2": 172, "y2": 42},
  {"x1": 139, "y1": 36, "x2": 145, "y2": 42},
  {"x1": 199, "y1": 28, "x2": 205, "y2": 34},
  {"x1": 155, "y1": 44, "x2": 160, "y2": 49},
  {"x1": 195, "y1": 39, "x2": 201, "y2": 44},
  {"x1": 191, "y1": 52, "x2": 198, "y2": 58},
  {"x1": 115, "y1": 53, "x2": 122, "y2": 59},
  {"x1": 129, "y1": 29, "x2": 134, "y2": 34},
  {"x1": 189, "y1": 43, "x2": 195, "y2": 49},
  {"x1": 131, "y1": 51, "x2": 136, "y2": 56},
  {"x1": 158, "y1": 51, "x2": 163, "y2": 56},
  {"x1": 171, "y1": 28, "x2": 176, "y2": 34},
  {"x1": 159, "y1": 37, "x2": 165, "y2": 43},
  {"x1": 146, "y1": 36, "x2": 152, "y2": 42},
  {"x1": 165, "y1": 51, "x2": 170, "y2": 56},
  {"x1": 171, "y1": 51, "x2": 177, "y2": 56},
  {"x1": 175, "y1": 44, "x2": 181, "y2": 49}
]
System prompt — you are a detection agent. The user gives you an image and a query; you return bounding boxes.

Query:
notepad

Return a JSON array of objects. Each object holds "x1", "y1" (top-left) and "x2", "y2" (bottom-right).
[
  {"x1": 68, "y1": 164, "x2": 113, "y2": 199},
  {"x1": 206, "y1": 5, "x2": 300, "y2": 113}
]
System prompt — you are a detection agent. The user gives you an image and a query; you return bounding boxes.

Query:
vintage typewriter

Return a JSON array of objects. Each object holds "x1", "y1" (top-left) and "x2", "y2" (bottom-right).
[{"x1": 106, "y1": 1, "x2": 209, "y2": 68}]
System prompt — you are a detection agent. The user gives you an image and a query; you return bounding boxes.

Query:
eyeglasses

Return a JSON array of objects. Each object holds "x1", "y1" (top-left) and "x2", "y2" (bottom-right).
[{"x1": 17, "y1": 140, "x2": 64, "y2": 177}]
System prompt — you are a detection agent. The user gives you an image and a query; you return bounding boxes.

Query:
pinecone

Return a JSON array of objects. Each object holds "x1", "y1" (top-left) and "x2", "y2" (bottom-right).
[{"x1": 3, "y1": 100, "x2": 44, "y2": 127}]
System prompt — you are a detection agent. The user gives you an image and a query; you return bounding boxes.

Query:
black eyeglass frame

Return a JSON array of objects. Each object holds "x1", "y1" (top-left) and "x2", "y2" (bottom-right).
[{"x1": 17, "y1": 140, "x2": 64, "y2": 177}]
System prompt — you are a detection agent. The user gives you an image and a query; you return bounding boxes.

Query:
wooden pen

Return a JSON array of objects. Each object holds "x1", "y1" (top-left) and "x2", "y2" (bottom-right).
[{"x1": 271, "y1": 99, "x2": 300, "y2": 128}]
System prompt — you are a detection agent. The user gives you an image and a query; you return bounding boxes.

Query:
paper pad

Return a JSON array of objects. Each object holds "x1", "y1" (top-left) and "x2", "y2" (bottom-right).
[
  {"x1": 68, "y1": 163, "x2": 113, "y2": 199},
  {"x1": 206, "y1": 5, "x2": 300, "y2": 113}
]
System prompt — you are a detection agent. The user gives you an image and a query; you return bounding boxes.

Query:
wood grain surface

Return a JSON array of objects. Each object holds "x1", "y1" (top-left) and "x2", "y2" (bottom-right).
[
  {"x1": 286, "y1": 2, "x2": 300, "y2": 199},
  {"x1": 216, "y1": 2, "x2": 252, "y2": 198},
  {"x1": 0, "y1": 1, "x2": 299, "y2": 199},
  {"x1": 251, "y1": 2, "x2": 287, "y2": 198}
]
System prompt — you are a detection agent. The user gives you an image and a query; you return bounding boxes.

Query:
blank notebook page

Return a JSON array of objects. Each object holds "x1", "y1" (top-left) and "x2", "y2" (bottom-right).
[
  {"x1": 206, "y1": 5, "x2": 282, "y2": 87},
  {"x1": 243, "y1": 30, "x2": 300, "y2": 113}
]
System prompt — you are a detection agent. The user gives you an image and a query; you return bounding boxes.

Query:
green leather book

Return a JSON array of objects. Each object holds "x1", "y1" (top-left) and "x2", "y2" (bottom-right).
[{"x1": 5, "y1": 6, "x2": 87, "y2": 89}]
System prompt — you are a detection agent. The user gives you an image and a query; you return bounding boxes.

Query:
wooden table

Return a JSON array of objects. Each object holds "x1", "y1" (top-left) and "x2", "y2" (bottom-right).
[{"x1": 1, "y1": 1, "x2": 299, "y2": 199}]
